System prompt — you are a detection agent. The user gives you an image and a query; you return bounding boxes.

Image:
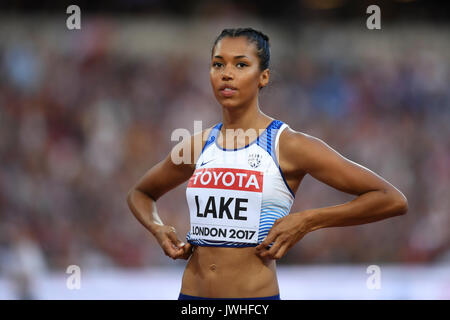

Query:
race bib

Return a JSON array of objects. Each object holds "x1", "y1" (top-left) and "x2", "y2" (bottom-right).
[{"x1": 186, "y1": 167, "x2": 263, "y2": 244}]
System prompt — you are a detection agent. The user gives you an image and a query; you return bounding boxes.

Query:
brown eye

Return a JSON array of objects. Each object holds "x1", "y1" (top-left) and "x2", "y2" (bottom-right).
[
  {"x1": 212, "y1": 62, "x2": 222, "y2": 68},
  {"x1": 237, "y1": 62, "x2": 248, "y2": 68}
]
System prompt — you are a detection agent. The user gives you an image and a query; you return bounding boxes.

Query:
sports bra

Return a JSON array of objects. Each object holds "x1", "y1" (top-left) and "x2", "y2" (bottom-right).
[{"x1": 185, "y1": 119, "x2": 295, "y2": 247}]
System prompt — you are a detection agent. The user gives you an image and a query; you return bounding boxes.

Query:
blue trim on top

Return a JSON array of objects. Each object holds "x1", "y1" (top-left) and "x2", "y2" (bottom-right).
[
  {"x1": 214, "y1": 120, "x2": 276, "y2": 151},
  {"x1": 255, "y1": 120, "x2": 283, "y2": 156},
  {"x1": 265, "y1": 123, "x2": 273, "y2": 155},
  {"x1": 277, "y1": 164, "x2": 296, "y2": 198},
  {"x1": 256, "y1": 120, "x2": 296, "y2": 199},
  {"x1": 200, "y1": 123, "x2": 222, "y2": 154},
  {"x1": 198, "y1": 119, "x2": 296, "y2": 198}
]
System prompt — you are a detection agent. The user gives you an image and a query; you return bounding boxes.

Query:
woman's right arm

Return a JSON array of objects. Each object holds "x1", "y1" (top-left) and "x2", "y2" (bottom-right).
[{"x1": 126, "y1": 129, "x2": 210, "y2": 260}]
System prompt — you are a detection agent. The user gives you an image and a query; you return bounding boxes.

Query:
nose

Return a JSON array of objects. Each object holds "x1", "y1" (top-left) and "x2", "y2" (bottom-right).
[{"x1": 221, "y1": 64, "x2": 234, "y2": 80}]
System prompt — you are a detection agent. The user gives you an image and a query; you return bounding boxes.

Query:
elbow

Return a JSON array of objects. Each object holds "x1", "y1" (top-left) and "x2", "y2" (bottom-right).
[
  {"x1": 381, "y1": 187, "x2": 408, "y2": 217},
  {"x1": 126, "y1": 187, "x2": 136, "y2": 208},
  {"x1": 392, "y1": 193, "x2": 408, "y2": 216},
  {"x1": 398, "y1": 200, "x2": 409, "y2": 216}
]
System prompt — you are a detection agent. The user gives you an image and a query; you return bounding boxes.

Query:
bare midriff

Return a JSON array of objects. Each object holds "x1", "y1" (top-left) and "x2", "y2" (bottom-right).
[{"x1": 180, "y1": 245, "x2": 279, "y2": 298}]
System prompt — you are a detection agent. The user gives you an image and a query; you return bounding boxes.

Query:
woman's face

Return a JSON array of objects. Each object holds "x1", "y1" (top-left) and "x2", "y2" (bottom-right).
[{"x1": 210, "y1": 36, "x2": 269, "y2": 108}]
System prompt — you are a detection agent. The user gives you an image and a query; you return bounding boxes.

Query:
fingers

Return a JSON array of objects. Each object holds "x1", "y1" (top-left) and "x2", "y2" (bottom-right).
[
  {"x1": 255, "y1": 220, "x2": 293, "y2": 260},
  {"x1": 272, "y1": 243, "x2": 290, "y2": 260},
  {"x1": 256, "y1": 236, "x2": 290, "y2": 260},
  {"x1": 258, "y1": 238, "x2": 280, "y2": 258},
  {"x1": 159, "y1": 227, "x2": 186, "y2": 260},
  {"x1": 170, "y1": 242, "x2": 193, "y2": 260},
  {"x1": 167, "y1": 228, "x2": 185, "y2": 249},
  {"x1": 179, "y1": 243, "x2": 193, "y2": 260},
  {"x1": 161, "y1": 239, "x2": 181, "y2": 259},
  {"x1": 256, "y1": 230, "x2": 278, "y2": 252},
  {"x1": 164, "y1": 227, "x2": 195, "y2": 260},
  {"x1": 183, "y1": 242, "x2": 192, "y2": 254},
  {"x1": 257, "y1": 217, "x2": 286, "y2": 250}
]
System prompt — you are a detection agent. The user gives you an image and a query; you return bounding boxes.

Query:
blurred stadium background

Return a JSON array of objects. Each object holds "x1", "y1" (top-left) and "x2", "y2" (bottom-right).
[{"x1": 0, "y1": 0, "x2": 449, "y2": 299}]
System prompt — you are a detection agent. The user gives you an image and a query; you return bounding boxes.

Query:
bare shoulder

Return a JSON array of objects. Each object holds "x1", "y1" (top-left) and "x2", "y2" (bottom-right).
[
  {"x1": 278, "y1": 126, "x2": 339, "y2": 175},
  {"x1": 278, "y1": 124, "x2": 409, "y2": 199},
  {"x1": 279, "y1": 126, "x2": 317, "y2": 148}
]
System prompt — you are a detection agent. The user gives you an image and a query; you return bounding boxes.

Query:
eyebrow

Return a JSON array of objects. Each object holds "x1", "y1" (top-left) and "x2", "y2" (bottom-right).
[{"x1": 214, "y1": 55, "x2": 249, "y2": 60}]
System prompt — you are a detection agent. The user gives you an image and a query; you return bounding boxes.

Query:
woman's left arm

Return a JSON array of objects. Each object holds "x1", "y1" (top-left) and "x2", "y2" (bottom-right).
[{"x1": 256, "y1": 129, "x2": 408, "y2": 259}]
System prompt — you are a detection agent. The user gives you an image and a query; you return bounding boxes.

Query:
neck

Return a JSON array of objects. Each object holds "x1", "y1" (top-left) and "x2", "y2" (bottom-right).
[{"x1": 221, "y1": 98, "x2": 270, "y2": 131}]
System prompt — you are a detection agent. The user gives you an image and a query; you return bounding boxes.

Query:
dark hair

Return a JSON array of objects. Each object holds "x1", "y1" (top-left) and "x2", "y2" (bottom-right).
[{"x1": 211, "y1": 27, "x2": 270, "y2": 72}]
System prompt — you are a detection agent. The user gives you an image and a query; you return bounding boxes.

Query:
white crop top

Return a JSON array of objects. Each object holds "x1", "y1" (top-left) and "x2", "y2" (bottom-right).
[{"x1": 185, "y1": 119, "x2": 295, "y2": 247}]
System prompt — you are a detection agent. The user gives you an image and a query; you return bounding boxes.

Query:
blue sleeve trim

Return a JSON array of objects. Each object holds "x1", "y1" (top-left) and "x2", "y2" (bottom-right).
[{"x1": 201, "y1": 122, "x2": 222, "y2": 154}]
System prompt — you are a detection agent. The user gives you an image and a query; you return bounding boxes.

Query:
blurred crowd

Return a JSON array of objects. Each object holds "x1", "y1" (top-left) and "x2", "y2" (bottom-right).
[{"x1": 0, "y1": 18, "x2": 449, "y2": 278}]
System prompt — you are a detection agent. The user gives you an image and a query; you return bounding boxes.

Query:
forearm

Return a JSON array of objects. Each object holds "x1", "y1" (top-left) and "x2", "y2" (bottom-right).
[
  {"x1": 301, "y1": 189, "x2": 408, "y2": 233},
  {"x1": 127, "y1": 189, "x2": 164, "y2": 235}
]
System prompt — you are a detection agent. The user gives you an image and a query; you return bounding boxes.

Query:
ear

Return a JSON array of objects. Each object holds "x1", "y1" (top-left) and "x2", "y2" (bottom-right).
[{"x1": 259, "y1": 69, "x2": 270, "y2": 89}]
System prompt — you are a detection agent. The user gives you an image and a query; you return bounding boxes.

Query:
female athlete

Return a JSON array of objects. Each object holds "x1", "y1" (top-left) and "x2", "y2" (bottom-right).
[{"x1": 126, "y1": 27, "x2": 408, "y2": 300}]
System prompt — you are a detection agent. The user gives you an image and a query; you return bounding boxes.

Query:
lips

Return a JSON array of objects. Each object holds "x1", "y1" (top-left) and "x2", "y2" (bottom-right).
[
  {"x1": 219, "y1": 84, "x2": 237, "y2": 90},
  {"x1": 219, "y1": 84, "x2": 237, "y2": 97}
]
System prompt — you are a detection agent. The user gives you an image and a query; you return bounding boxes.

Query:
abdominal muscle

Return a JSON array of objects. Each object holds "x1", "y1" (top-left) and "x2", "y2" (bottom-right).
[{"x1": 180, "y1": 245, "x2": 279, "y2": 298}]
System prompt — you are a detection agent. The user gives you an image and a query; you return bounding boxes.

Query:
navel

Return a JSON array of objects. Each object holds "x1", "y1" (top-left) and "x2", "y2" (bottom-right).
[{"x1": 209, "y1": 264, "x2": 217, "y2": 272}]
